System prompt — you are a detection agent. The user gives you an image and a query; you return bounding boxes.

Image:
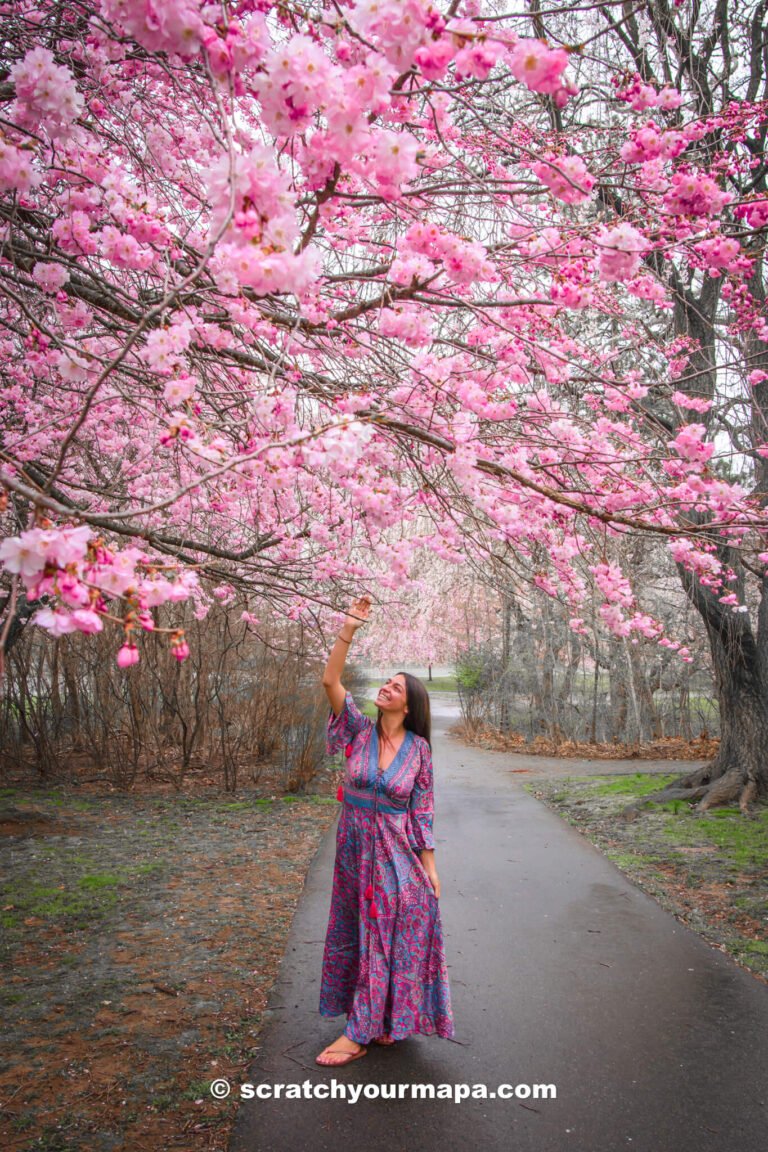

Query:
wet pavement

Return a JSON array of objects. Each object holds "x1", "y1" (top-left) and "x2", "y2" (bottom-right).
[{"x1": 229, "y1": 711, "x2": 768, "y2": 1152}]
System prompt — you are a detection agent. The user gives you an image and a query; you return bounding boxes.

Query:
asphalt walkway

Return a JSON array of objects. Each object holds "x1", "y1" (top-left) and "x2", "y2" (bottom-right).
[{"x1": 229, "y1": 713, "x2": 767, "y2": 1152}]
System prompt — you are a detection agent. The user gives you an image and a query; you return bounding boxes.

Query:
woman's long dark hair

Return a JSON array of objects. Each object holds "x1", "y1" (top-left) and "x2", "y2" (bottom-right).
[{"x1": 375, "y1": 671, "x2": 431, "y2": 751}]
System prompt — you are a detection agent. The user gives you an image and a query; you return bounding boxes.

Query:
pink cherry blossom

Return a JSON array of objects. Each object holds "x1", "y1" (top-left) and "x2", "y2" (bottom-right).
[
  {"x1": 414, "y1": 37, "x2": 456, "y2": 80},
  {"x1": 670, "y1": 391, "x2": 712, "y2": 413},
  {"x1": 9, "y1": 46, "x2": 84, "y2": 138},
  {"x1": 508, "y1": 39, "x2": 569, "y2": 95},
  {"x1": 163, "y1": 374, "x2": 197, "y2": 405},
  {"x1": 532, "y1": 153, "x2": 594, "y2": 205},
  {"x1": 30, "y1": 607, "x2": 80, "y2": 636},
  {"x1": 736, "y1": 199, "x2": 768, "y2": 229},
  {"x1": 0, "y1": 138, "x2": 40, "y2": 194},
  {"x1": 71, "y1": 608, "x2": 104, "y2": 634},
  {"x1": 595, "y1": 223, "x2": 649, "y2": 282},
  {"x1": 454, "y1": 38, "x2": 502, "y2": 81},
  {"x1": 116, "y1": 643, "x2": 140, "y2": 668},
  {"x1": 669, "y1": 424, "x2": 715, "y2": 464},
  {"x1": 32, "y1": 262, "x2": 69, "y2": 293},
  {"x1": 662, "y1": 171, "x2": 734, "y2": 217},
  {"x1": 102, "y1": 0, "x2": 206, "y2": 57},
  {"x1": 693, "y1": 236, "x2": 751, "y2": 276}
]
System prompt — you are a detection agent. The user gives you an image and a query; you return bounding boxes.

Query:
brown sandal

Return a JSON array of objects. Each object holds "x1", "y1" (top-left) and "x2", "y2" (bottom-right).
[{"x1": 316, "y1": 1041, "x2": 368, "y2": 1066}]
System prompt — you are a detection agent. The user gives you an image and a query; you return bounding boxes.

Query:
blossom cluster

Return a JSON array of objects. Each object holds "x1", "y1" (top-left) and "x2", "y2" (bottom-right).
[
  {"x1": 532, "y1": 153, "x2": 594, "y2": 205},
  {"x1": 613, "y1": 75, "x2": 684, "y2": 111},
  {"x1": 594, "y1": 223, "x2": 649, "y2": 282},
  {"x1": 0, "y1": 523, "x2": 199, "y2": 664},
  {"x1": 402, "y1": 222, "x2": 495, "y2": 285},
  {"x1": 102, "y1": 0, "x2": 207, "y2": 58},
  {"x1": 0, "y1": 137, "x2": 40, "y2": 194},
  {"x1": 662, "y1": 170, "x2": 734, "y2": 217},
  {"x1": 9, "y1": 46, "x2": 84, "y2": 139}
]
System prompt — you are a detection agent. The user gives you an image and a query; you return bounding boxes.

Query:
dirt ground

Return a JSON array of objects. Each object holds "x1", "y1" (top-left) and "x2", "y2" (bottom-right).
[
  {"x1": 526, "y1": 773, "x2": 768, "y2": 985},
  {"x1": 0, "y1": 765, "x2": 340, "y2": 1152}
]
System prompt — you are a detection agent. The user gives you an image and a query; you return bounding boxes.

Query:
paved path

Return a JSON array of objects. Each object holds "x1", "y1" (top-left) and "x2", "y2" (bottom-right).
[{"x1": 229, "y1": 716, "x2": 767, "y2": 1152}]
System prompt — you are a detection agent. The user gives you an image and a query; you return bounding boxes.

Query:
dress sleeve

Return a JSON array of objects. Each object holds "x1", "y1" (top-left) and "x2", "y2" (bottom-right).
[
  {"x1": 326, "y1": 690, "x2": 372, "y2": 755},
  {"x1": 407, "y1": 738, "x2": 436, "y2": 852}
]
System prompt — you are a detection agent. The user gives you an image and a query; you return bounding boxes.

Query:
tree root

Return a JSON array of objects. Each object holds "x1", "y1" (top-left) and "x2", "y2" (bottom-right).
[{"x1": 620, "y1": 760, "x2": 763, "y2": 819}]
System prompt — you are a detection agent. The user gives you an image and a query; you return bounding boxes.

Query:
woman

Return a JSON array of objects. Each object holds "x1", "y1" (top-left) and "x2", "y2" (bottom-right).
[{"x1": 316, "y1": 594, "x2": 455, "y2": 1067}]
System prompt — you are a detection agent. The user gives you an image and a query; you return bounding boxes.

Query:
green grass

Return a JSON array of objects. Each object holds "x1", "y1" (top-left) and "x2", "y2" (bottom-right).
[
  {"x1": 604, "y1": 850, "x2": 659, "y2": 869},
  {"x1": 0, "y1": 880, "x2": 120, "y2": 925},
  {"x1": 0, "y1": 853, "x2": 172, "y2": 933},
  {"x1": 742, "y1": 940, "x2": 768, "y2": 955},
  {"x1": 537, "y1": 776, "x2": 768, "y2": 874},
  {"x1": 660, "y1": 807, "x2": 768, "y2": 870},
  {"x1": 180, "y1": 1080, "x2": 218, "y2": 1101},
  {"x1": 563, "y1": 773, "x2": 680, "y2": 797},
  {"x1": 425, "y1": 676, "x2": 457, "y2": 692}
]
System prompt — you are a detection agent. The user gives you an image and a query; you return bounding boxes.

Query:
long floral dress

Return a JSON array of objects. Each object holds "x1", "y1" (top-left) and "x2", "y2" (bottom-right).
[{"x1": 318, "y1": 691, "x2": 455, "y2": 1044}]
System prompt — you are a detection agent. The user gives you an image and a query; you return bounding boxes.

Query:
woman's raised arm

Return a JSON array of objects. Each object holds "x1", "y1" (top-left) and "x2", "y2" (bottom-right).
[{"x1": 322, "y1": 594, "x2": 372, "y2": 716}]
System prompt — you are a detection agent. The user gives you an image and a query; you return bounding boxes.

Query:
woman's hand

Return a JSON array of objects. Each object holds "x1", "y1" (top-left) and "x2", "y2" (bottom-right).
[
  {"x1": 423, "y1": 865, "x2": 440, "y2": 899},
  {"x1": 344, "y1": 594, "x2": 372, "y2": 632}
]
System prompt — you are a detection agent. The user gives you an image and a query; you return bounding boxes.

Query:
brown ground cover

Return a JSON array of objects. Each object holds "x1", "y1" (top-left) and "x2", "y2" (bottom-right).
[{"x1": 0, "y1": 763, "x2": 340, "y2": 1152}]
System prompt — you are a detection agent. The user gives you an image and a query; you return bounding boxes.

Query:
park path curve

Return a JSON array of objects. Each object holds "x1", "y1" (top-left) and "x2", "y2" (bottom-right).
[{"x1": 229, "y1": 712, "x2": 767, "y2": 1152}]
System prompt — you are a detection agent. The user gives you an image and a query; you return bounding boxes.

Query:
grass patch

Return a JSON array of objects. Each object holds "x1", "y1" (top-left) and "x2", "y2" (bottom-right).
[
  {"x1": 1, "y1": 880, "x2": 120, "y2": 923},
  {"x1": 425, "y1": 676, "x2": 457, "y2": 692},
  {"x1": 78, "y1": 873, "x2": 122, "y2": 891},
  {"x1": 661, "y1": 808, "x2": 768, "y2": 871},
  {"x1": 565, "y1": 773, "x2": 679, "y2": 797}
]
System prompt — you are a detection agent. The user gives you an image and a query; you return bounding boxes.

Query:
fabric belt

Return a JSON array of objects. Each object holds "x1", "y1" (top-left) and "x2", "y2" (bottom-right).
[{"x1": 342, "y1": 784, "x2": 407, "y2": 817}]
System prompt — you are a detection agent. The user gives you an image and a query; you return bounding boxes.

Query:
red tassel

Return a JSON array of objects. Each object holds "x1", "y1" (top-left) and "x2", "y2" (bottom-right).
[
  {"x1": 345, "y1": 742, "x2": 353, "y2": 758},
  {"x1": 364, "y1": 883, "x2": 374, "y2": 900},
  {"x1": 368, "y1": 901, "x2": 379, "y2": 917},
  {"x1": 336, "y1": 784, "x2": 344, "y2": 802}
]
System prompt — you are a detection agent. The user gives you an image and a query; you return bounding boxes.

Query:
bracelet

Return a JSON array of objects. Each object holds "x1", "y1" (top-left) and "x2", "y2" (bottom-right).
[{"x1": 337, "y1": 634, "x2": 352, "y2": 644}]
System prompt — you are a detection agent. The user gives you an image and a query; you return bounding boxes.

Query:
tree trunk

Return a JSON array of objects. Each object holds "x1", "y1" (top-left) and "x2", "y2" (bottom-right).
[
  {"x1": 499, "y1": 591, "x2": 512, "y2": 734},
  {"x1": 629, "y1": 551, "x2": 768, "y2": 816},
  {"x1": 608, "y1": 638, "x2": 629, "y2": 743},
  {"x1": 674, "y1": 533, "x2": 768, "y2": 809},
  {"x1": 628, "y1": 638, "x2": 661, "y2": 740},
  {"x1": 648, "y1": 256, "x2": 768, "y2": 812}
]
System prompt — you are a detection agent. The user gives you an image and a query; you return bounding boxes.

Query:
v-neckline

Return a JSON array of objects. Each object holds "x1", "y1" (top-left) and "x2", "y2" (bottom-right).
[{"x1": 372, "y1": 727, "x2": 412, "y2": 779}]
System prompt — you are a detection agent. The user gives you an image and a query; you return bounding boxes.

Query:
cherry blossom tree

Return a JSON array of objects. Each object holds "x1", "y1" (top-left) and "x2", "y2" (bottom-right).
[{"x1": 0, "y1": 0, "x2": 767, "y2": 807}]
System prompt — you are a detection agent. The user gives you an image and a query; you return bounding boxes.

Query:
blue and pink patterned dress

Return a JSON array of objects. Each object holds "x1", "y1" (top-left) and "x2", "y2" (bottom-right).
[{"x1": 318, "y1": 690, "x2": 455, "y2": 1044}]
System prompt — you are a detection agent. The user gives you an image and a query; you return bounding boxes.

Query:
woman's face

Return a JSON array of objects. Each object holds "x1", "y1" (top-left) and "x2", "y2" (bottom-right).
[{"x1": 375, "y1": 674, "x2": 408, "y2": 716}]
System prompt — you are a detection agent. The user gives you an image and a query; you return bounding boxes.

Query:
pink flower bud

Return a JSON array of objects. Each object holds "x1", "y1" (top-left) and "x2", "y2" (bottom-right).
[{"x1": 116, "y1": 643, "x2": 140, "y2": 668}]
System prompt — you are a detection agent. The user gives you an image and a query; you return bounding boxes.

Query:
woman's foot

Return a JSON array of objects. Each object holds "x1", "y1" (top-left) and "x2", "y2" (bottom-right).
[
  {"x1": 315, "y1": 1035, "x2": 368, "y2": 1066},
  {"x1": 372, "y1": 1032, "x2": 396, "y2": 1045}
]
